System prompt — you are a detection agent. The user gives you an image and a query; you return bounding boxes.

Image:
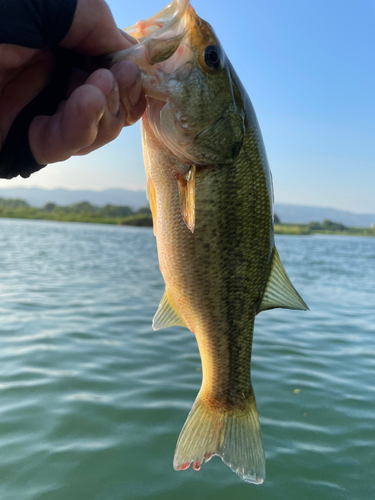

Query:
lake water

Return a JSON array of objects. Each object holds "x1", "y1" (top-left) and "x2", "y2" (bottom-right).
[{"x1": 0, "y1": 218, "x2": 374, "y2": 500}]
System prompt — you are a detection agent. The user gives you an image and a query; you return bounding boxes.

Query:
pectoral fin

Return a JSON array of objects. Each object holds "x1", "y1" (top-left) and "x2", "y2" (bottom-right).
[
  {"x1": 153, "y1": 290, "x2": 187, "y2": 330},
  {"x1": 177, "y1": 165, "x2": 196, "y2": 233},
  {"x1": 146, "y1": 178, "x2": 157, "y2": 235},
  {"x1": 258, "y1": 247, "x2": 309, "y2": 313}
]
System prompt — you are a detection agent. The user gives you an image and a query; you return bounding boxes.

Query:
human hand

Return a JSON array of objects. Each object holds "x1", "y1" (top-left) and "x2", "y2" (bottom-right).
[{"x1": 0, "y1": 0, "x2": 146, "y2": 169}]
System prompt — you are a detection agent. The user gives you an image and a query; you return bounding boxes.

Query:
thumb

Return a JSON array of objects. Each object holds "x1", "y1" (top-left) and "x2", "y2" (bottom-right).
[{"x1": 59, "y1": 0, "x2": 136, "y2": 56}]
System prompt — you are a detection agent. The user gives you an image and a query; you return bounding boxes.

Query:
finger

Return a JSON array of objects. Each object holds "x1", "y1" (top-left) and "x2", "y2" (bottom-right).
[
  {"x1": 118, "y1": 29, "x2": 138, "y2": 46},
  {"x1": 29, "y1": 62, "x2": 146, "y2": 164},
  {"x1": 111, "y1": 60, "x2": 146, "y2": 126},
  {"x1": 74, "y1": 68, "x2": 125, "y2": 154},
  {"x1": 29, "y1": 84, "x2": 106, "y2": 164},
  {"x1": 75, "y1": 62, "x2": 146, "y2": 155}
]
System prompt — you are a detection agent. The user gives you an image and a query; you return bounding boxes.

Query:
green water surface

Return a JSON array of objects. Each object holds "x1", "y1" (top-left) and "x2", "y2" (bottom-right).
[{"x1": 0, "y1": 219, "x2": 374, "y2": 500}]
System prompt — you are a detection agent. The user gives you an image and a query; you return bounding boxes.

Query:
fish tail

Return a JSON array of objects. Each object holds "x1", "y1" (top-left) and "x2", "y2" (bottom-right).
[{"x1": 173, "y1": 390, "x2": 265, "y2": 484}]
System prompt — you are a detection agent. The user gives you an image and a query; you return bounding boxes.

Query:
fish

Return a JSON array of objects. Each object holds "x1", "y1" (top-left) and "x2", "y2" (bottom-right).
[{"x1": 103, "y1": 0, "x2": 308, "y2": 485}]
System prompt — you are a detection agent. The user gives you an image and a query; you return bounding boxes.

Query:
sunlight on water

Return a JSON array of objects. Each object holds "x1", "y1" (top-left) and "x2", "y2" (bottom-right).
[{"x1": 0, "y1": 219, "x2": 374, "y2": 500}]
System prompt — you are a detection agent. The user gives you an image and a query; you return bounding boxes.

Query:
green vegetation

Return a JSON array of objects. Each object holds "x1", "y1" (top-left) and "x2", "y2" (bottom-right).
[
  {"x1": 274, "y1": 218, "x2": 375, "y2": 237},
  {"x1": 0, "y1": 197, "x2": 152, "y2": 227},
  {"x1": 274, "y1": 224, "x2": 311, "y2": 235},
  {"x1": 0, "y1": 198, "x2": 374, "y2": 236}
]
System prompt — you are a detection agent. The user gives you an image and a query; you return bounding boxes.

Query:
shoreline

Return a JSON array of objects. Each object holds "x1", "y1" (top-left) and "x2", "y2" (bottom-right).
[
  {"x1": 0, "y1": 213, "x2": 153, "y2": 227},
  {"x1": 0, "y1": 213, "x2": 373, "y2": 236},
  {"x1": 274, "y1": 223, "x2": 375, "y2": 237}
]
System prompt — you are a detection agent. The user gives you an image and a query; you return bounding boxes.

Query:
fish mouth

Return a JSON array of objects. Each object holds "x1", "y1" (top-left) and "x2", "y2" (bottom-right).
[
  {"x1": 104, "y1": 0, "x2": 194, "y2": 102},
  {"x1": 125, "y1": 0, "x2": 190, "y2": 43}
]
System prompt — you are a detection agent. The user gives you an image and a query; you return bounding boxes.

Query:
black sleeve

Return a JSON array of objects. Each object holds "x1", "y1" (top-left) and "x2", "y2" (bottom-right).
[
  {"x1": 0, "y1": 0, "x2": 79, "y2": 179},
  {"x1": 0, "y1": 48, "x2": 86, "y2": 179},
  {"x1": 0, "y1": 0, "x2": 78, "y2": 48}
]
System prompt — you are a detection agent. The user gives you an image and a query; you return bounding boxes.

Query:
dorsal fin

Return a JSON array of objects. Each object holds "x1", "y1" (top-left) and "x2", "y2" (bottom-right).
[
  {"x1": 258, "y1": 247, "x2": 309, "y2": 313},
  {"x1": 177, "y1": 165, "x2": 196, "y2": 233},
  {"x1": 153, "y1": 290, "x2": 187, "y2": 331}
]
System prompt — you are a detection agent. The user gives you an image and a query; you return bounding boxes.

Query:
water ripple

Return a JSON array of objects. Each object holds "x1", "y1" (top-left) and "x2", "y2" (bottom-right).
[{"x1": 0, "y1": 221, "x2": 374, "y2": 499}]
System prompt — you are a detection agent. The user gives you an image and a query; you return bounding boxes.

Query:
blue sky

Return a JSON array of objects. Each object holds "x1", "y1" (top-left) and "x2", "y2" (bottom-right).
[{"x1": 1, "y1": 0, "x2": 374, "y2": 213}]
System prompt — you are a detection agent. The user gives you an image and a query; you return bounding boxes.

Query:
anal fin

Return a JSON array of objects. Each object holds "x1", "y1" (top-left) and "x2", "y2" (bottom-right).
[
  {"x1": 258, "y1": 247, "x2": 309, "y2": 313},
  {"x1": 153, "y1": 290, "x2": 187, "y2": 331}
]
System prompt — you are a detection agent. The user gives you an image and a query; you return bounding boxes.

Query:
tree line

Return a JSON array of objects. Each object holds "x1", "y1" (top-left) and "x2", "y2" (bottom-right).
[{"x1": 0, "y1": 197, "x2": 152, "y2": 226}]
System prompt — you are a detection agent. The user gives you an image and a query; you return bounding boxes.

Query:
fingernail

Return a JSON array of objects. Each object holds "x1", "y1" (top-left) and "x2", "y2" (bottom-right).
[
  {"x1": 108, "y1": 80, "x2": 121, "y2": 116},
  {"x1": 127, "y1": 75, "x2": 142, "y2": 107}
]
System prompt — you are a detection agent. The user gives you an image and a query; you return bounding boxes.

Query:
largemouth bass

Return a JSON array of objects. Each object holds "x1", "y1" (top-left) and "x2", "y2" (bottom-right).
[{"x1": 104, "y1": 0, "x2": 308, "y2": 484}]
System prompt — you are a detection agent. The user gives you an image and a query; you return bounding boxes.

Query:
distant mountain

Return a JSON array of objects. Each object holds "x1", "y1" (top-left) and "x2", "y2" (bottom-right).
[
  {"x1": 274, "y1": 203, "x2": 375, "y2": 227},
  {"x1": 0, "y1": 188, "x2": 373, "y2": 227},
  {"x1": 0, "y1": 187, "x2": 148, "y2": 210}
]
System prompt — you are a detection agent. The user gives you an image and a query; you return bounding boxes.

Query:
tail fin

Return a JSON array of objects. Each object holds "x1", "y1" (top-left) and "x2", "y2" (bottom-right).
[{"x1": 173, "y1": 390, "x2": 265, "y2": 484}]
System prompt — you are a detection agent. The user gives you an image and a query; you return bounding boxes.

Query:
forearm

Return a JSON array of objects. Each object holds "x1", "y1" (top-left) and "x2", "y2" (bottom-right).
[{"x1": 0, "y1": 0, "x2": 146, "y2": 180}]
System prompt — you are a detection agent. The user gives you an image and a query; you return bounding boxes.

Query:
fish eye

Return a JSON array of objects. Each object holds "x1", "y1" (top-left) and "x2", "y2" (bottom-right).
[{"x1": 203, "y1": 45, "x2": 222, "y2": 70}]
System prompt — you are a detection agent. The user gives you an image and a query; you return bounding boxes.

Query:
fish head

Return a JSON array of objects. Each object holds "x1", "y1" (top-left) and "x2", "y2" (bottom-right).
[{"x1": 110, "y1": 0, "x2": 246, "y2": 166}]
